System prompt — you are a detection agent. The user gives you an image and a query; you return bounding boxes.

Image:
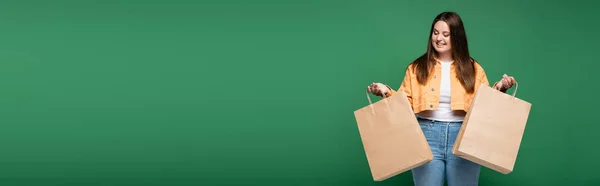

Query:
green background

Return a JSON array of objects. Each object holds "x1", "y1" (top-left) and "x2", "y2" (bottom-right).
[{"x1": 0, "y1": 0, "x2": 596, "y2": 185}]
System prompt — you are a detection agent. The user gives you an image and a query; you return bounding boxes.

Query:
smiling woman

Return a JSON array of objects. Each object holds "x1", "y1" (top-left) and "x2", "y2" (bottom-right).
[
  {"x1": 432, "y1": 21, "x2": 452, "y2": 55},
  {"x1": 367, "y1": 11, "x2": 517, "y2": 186}
]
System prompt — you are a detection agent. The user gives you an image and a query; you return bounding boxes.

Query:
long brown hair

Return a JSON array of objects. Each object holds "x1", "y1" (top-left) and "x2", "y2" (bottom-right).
[{"x1": 410, "y1": 11, "x2": 477, "y2": 93}]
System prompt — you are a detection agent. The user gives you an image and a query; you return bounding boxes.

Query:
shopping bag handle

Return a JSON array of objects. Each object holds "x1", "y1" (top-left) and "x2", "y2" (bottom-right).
[
  {"x1": 365, "y1": 86, "x2": 390, "y2": 114},
  {"x1": 366, "y1": 88, "x2": 387, "y2": 105},
  {"x1": 511, "y1": 82, "x2": 518, "y2": 97},
  {"x1": 496, "y1": 82, "x2": 518, "y2": 97}
]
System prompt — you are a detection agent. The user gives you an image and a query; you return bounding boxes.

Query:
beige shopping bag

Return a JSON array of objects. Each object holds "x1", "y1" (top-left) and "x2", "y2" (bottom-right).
[
  {"x1": 354, "y1": 90, "x2": 433, "y2": 181},
  {"x1": 453, "y1": 83, "x2": 532, "y2": 174}
]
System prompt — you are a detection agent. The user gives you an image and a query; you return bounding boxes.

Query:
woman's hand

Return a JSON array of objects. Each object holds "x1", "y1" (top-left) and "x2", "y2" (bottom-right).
[
  {"x1": 494, "y1": 74, "x2": 516, "y2": 91},
  {"x1": 367, "y1": 82, "x2": 391, "y2": 97}
]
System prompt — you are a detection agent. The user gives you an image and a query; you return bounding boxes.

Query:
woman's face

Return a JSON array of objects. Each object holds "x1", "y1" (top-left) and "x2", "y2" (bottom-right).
[{"x1": 431, "y1": 21, "x2": 451, "y2": 54}]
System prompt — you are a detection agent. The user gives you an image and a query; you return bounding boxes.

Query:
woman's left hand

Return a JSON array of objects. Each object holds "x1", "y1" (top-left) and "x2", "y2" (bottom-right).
[{"x1": 494, "y1": 74, "x2": 516, "y2": 91}]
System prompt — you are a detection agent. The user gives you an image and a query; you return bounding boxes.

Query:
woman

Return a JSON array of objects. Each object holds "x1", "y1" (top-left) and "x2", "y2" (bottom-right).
[{"x1": 367, "y1": 12, "x2": 516, "y2": 186}]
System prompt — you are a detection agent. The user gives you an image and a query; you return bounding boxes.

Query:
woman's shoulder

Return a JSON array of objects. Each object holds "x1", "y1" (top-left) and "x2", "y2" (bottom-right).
[{"x1": 406, "y1": 63, "x2": 416, "y2": 71}]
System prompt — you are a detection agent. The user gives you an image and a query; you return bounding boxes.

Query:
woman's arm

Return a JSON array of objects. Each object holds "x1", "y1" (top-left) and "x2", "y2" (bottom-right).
[{"x1": 492, "y1": 74, "x2": 516, "y2": 93}]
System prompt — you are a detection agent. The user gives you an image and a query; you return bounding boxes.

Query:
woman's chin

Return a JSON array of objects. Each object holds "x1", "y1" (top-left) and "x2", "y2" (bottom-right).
[{"x1": 434, "y1": 48, "x2": 450, "y2": 53}]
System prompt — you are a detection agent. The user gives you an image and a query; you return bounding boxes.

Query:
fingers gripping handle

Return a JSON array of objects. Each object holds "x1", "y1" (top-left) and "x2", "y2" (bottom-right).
[
  {"x1": 496, "y1": 75, "x2": 518, "y2": 97},
  {"x1": 497, "y1": 81, "x2": 518, "y2": 97},
  {"x1": 366, "y1": 87, "x2": 390, "y2": 114}
]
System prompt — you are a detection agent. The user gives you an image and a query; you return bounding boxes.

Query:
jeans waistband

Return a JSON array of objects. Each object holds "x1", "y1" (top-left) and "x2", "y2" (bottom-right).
[{"x1": 416, "y1": 116, "x2": 463, "y2": 124}]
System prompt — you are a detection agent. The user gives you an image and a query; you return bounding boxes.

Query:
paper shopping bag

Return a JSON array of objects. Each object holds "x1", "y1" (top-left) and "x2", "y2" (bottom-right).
[
  {"x1": 452, "y1": 83, "x2": 532, "y2": 174},
  {"x1": 354, "y1": 91, "x2": 433, "y2": 181}
]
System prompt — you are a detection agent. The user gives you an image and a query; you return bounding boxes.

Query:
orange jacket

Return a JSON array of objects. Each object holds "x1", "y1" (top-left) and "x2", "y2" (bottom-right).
[{"x1": 385, "y1": 59, "x2": 499, "y2": 113}]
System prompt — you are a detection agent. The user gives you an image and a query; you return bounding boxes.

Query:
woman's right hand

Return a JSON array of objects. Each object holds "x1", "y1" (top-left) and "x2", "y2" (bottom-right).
[{"x1": 367, "y1": 82, "x2": 391, "y2": 97}]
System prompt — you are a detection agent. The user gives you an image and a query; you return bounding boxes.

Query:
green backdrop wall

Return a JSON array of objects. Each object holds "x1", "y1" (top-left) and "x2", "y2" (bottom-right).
[{"x1": 0, "y1": 0, "x2": 596, "y2": 185}]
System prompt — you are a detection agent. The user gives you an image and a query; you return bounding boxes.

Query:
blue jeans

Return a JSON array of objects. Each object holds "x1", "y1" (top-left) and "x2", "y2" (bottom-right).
[{"x1": 411, "y1": 117, "x2": 481, "y2": 186}]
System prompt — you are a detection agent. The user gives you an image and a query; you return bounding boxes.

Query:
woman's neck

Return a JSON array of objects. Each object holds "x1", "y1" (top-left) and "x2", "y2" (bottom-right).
[{"x1": 436, "y1": 52, "x2": 453, "y2": 62}]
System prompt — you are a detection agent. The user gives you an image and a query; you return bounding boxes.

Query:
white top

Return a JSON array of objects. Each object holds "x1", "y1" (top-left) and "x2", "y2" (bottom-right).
[{"x1": 416, "y1": 61, "x2": 466, "y2": 122}]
